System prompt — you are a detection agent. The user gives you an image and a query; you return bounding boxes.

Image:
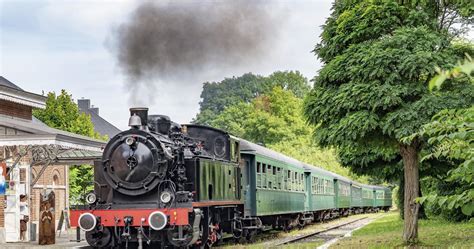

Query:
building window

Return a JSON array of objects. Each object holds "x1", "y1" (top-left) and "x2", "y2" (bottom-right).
[{"x1": 52, "y1": 170, "x2": 61, "y2": 186}]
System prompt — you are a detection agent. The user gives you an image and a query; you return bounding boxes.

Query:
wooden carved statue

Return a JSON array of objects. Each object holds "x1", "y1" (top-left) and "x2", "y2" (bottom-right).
[{"x1": 39, "y1": 190, "x2": 55, "y2": 245}]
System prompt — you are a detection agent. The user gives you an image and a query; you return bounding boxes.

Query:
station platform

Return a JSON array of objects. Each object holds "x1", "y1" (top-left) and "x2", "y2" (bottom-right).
[{"x1": 0, "y1": 228, "x2": 89, "y2": 249}]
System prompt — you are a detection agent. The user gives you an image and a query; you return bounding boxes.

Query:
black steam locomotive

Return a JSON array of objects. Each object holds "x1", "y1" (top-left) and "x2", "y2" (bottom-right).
[{"x1": 71, "y1": 108, "x2": 243, "y2": 248}]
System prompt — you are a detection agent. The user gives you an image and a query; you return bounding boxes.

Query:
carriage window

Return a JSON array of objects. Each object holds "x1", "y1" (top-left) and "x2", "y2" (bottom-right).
[
  {"x1": 329, "y1": 180, "x2": 334, "y2": 195},
  {"x1": 278, "y1": 169, "x2": 282, "y2": 190},
  {"x1": 262, "y1": 164, "x2": 266, "y2": 173},
  {"x1": 288, "y1": 170, "x2": 292, "y2": 190},
  {"x1": 293, "y1": 172, "x2": 297, "y2": 191},
  {"x1": 300, "y1": 174, "x2": 304, "y2": 191},
  {"x1": 312, "y1": 177, "x2": 316, "y2": 194},
  {"x1": 257, "y1": 162, "x2": 261, "y2": 173},
  {"x1": 319, "y1": 178, "x2": 324, "y2": 194},
  {"x1": 234, "y1": 141, "x2": 240, "y2": 161},
  {"x1": 273, "y1": 166, "x2": 276, "y2": 175},
  {"x1": 315, "y1": 178, "x2": 318, "y2": 194}
]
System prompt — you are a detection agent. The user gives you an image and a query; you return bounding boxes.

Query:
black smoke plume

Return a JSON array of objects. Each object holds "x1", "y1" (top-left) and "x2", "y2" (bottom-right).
[{"x1": 111, "y1": 0, "x2": 282, "y2": 104}]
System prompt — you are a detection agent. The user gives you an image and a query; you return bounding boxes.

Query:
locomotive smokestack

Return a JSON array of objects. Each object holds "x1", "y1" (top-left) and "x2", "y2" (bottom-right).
[{"x1": 130, "y1": 107, "x2": 148, "y2": 126}]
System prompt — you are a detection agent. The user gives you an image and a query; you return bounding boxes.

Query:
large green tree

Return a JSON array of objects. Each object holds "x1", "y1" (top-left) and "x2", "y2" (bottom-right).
[
  {"x1": 33, "y1": 90, "x2": 107, "y2": 204},
  {"x1": 304, "y1": 0, "x2": 473, "y2": 243},
  {"x1": 33, "y1": 90, "x2": 105, "y2": 140},
  {"x1": 194, "y1": 71, "x2": 310, "y2": 124}
]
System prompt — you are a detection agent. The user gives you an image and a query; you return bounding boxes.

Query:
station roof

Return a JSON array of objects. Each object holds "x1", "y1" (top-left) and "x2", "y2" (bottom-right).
[
  {"x1": 0, "y1": 76, "x2": 46, "y2": 108},
  {"x1": 0, "y1": 76, "x2": 23, "y2": 90},
  {"x1": 0, "y1": 114, "x2": 105, "y2": 152}
]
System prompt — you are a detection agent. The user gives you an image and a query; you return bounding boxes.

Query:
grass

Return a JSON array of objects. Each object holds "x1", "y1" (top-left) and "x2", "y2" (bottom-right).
[{"x1": 332, "y1": 211, "x2": 474, "y2": 248}]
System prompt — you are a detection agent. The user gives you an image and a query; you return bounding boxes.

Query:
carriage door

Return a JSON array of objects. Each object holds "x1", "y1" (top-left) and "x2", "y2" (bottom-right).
[
  {"x1": 304, "y1": 172, "x2": 311, "y2": 211},
  {"x1": 241, "y1": 154, "x2": 255, "y2": 217}
]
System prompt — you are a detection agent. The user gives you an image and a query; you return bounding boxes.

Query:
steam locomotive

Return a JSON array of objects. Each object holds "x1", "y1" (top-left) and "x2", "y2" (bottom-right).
[{"x1": 70, "y1": 108, "x2": 392, "y2": 248}]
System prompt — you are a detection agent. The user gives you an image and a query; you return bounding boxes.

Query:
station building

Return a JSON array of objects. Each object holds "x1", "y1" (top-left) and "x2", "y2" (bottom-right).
[{"x1": 0, "y1": 76, "x2": 107, "y2": 243}]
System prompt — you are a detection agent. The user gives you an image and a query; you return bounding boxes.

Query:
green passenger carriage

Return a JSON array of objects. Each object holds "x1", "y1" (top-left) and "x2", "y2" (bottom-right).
[
  {"x1": 351, "y1": 183, "x2": 363, "y2": 211},
  {"x1": 335, "y1": 177, "x2": 351, "y2": 215},
  {"x1": 361, "y1": 184, "x2": 375, "y2": 209},
  {"x1": 304, "y1": 165, "x2": 336, "y2": 212},
  {"x1": 373, "y1": 186, "x2": 392, "y2": 211},
  {"x1": 238, "y1": 138, "x2": 392, "y2": 233},
  {"x1": 240, "y1": 140, "x2": 306, "y2": 217}
]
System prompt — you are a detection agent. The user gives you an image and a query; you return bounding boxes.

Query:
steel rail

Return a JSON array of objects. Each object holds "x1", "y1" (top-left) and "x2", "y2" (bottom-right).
[{"x1": 274, "y1": 216, "x2": 368, "y2": 246}]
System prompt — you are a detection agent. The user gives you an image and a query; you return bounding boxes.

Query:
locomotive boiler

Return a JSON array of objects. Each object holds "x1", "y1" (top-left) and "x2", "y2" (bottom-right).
[{"x1": 70, "y1": 108, "x2": 243, "y2": 248}]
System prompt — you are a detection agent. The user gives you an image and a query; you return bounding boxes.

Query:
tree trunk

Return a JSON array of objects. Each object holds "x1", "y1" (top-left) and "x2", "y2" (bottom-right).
[
  {"x1": 398, "y1": 177, "x2": 404, "y2": 219},
  {"x1": 400, "y1": 142, "x2": 420, "y2": 244},
  {"x1": 398, "y1": 176, "x2": 426, "y2": 220}
]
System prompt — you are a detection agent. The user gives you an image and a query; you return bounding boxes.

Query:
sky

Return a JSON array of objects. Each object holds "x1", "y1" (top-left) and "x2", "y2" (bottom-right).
[{"x1": 0, "y1": 0, "x2": 333, "y2": 130}]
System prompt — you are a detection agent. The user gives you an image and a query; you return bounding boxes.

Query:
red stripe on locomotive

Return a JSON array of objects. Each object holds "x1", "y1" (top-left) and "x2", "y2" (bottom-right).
[{"x1": 70, "y1": 208, "x2": 191, "y2": 227}]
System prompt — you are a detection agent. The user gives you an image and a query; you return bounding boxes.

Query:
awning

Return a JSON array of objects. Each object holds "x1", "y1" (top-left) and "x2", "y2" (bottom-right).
[
  {"x1": 56, "y1": 149, "x2": 102, "y2": 164},
  {"x1": 0, "y1": 115, "x2": 106, "y2": 185},
  {"x1": 0, "y1": 115, "x2": 105, "y2": 152}
]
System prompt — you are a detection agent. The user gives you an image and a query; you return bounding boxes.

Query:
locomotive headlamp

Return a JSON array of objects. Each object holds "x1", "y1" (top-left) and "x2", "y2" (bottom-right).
[
  {"x1": 160, "y1": 191, "x2": 172, "y2": 204},
  {"x1": 78, "y1": 213, "x2": 97, "y2": 232},
  {"x1": 85, "y1": 193, "x2": 97, "y2": 204},
  {"x1": 148, "y1": 211, "x2": 168, "y2": 230}
]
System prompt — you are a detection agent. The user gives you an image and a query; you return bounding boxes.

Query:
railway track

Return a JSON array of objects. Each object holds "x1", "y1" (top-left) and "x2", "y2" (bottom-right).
[{"x1": 273, "y1": 217, "x2": 369, "y2": 246}]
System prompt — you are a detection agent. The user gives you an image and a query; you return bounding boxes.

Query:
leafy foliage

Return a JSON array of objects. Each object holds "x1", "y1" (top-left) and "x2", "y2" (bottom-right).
[
  {"x1": 33, "y1": 90, "x2": 107, "y2": 140},
  {"x1": 33, "y1": 89, "x2": 106, "y2": 204},
  {"x1": 193, "y1": 71, "x2": 310, "y2": 124},
  {"x1": 69, "y1": 164, "x2": 95, "y2": 205},
  {"x1": 416, "y1": 56, "x2": 474, "y2": 218},
  {"x1": 429, "y1": 54, "x2": 474, "y2": 91}
]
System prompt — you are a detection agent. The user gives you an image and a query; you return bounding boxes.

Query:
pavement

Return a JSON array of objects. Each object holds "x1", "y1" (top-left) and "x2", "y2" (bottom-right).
[
  {"x1": 0, "y1": 229, "x2": 89, "y2": 249},
  {"x1": 316, "y1": 214, "x2": 383, "y2": 249}
]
